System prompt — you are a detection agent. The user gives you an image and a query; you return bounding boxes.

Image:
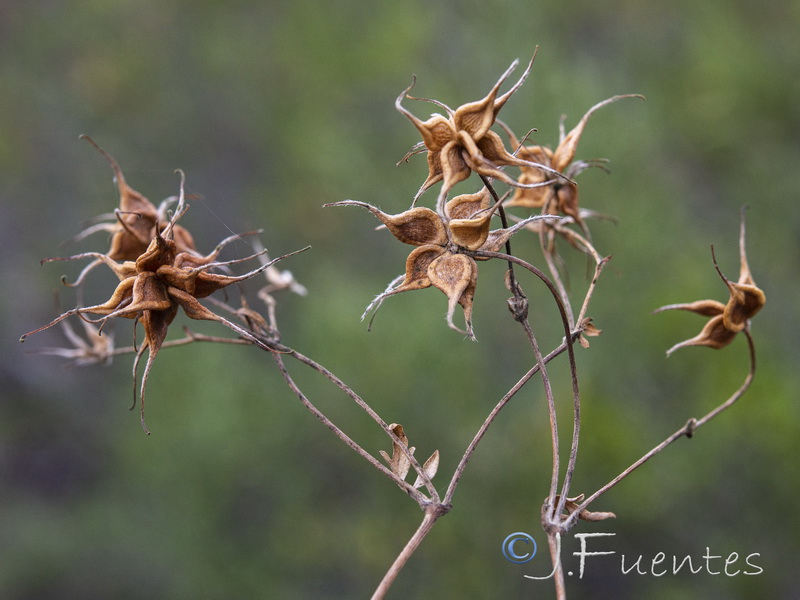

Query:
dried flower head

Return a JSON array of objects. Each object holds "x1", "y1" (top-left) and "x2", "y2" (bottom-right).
[
  {"x1": 22, "y1": 170, "x2": 306, "y2": 433},
  {"x1": 502, "y1": 94, "x2": 643, "y2": 226},
  {"x1": 396, "y1": 54, "x2": 565, "y2": 210},
  {"x1": 64, "y1": 136, "x2": 197, "y2": 288},
  {"x1": 328, "y1": 189, "x2": 556, "y2": 339},
  {"x1": 655, "y1": 210, "x2": 765, "y2": 355}
]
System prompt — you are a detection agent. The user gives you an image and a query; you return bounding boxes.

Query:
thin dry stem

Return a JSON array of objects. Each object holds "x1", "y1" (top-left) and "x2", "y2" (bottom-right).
[
  {"x1": 567, "y1": 328, "x2": 757, "y2": 529},
  {"x1": 443, "y1": 339, "x2": 572, "y2": 504},
  {"x1": 476, "y1": 250, "x2": 583, "y2": 527},
  {"x1": 370, "y1": 505, "x2": 449, "y2": 600},
  {"x1": 272, "y1": 352, "x2": 426, "y2": 502}
]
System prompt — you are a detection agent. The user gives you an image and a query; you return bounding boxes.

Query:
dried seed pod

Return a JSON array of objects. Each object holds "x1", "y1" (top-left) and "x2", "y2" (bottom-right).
[
  {"x1": 23, "y1": 168, "x2": 307, "y2": 433},
  {"x1": 655, "y1": 210, "x2": 764, "y2": 356},
  {"x1": 395, "y1": 53, "x2": 564, "y2": 209}
]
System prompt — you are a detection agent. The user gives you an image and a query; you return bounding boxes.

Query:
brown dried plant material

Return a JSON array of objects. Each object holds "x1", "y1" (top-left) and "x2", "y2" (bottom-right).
[
  {"x1": 379, "y1": 423, "x2": 439, "y2": 489},
  {"x1": 395, "y1": 54, "x2": 565, "y2": 210},
  {"x1": 328, "y1": 190, "x2": 557, "y2": 339},
  {"x1": 379, "y1": 423, "x2": 414, "y2": 481},
  {"x1": 550, "y1": 494, "x2": 616, "y2": 523},
  {"x1": 655, "y1": 211, "x2": 765, "y2": 356},
  {"x1": 502, "y1": 95, "x2": 643, "y2": 225},
  {"x1": 28, "y1": 317, "x2": 115, "y2": 368},
  {"x1": 22, "y1": 171, "x2": 305, "y2": 433},
  {"x1": 64, "y1": 136, "x2": 197, "y2": 288}
]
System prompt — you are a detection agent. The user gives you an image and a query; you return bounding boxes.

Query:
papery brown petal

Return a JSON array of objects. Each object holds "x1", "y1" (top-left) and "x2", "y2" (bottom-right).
[
  {"x1": 478, "y1": 215, "x2": 560, "y2": 256},
  {"x1": 506, "y1": 182, "x2": 552, "y2": 209},
  {"x1": 492, "y1": 55, "x2": 535, "y2": 118},
  {"x1": 107, "y1": 221, "x2": 152, "y2": 262},
  {"x1": 167, "y1": 286, "x2": 226, "y2": 322},
  {"x1": 438, "y1": 140, "x2": 472, "y2": 194},
  {"x1": 474, "y1": 130, "x2": 529, "y2": 168},
  {"x1": 445, "y1": 188, "x2": 492, "y2": 220},
  {"x1": 427, "y1": 253, "x2": 478, "y2": 338},
  {"x1": 577, "y1": 319, "x2": 602, "y2": 349},
  {"x1": 736, "y1": 210, "x2": 757, "y2": 288},
  {"x1": 453, "y1": 72, "x2": 507, "y2": 139},
  {"x1": 653, "y1": 299, "x2": 726, "y2": 317},
  {"x1": 551, "y1": 95, "x2": 644, "y2": 172},
  {"x1": 399, "y1": 245, "x2": 447, "y2": 291},
  {"x1": 453, "y1": 57, "x2": 533, "y2": 139},
  {"x1": 722, "y1": 210, "x2": 765, "y2": 330},
  {"x1": 518, "y1": 145, "x2": 554, "y2": 172},
  {"x1": 327, "y1": 200, "x2": 447, "y2": 246},
  {"x1": 104, "y1": 272, "x2": 172, "y2": 320},
  {"x1": 191, "y1": 271, "x2": 247, "y2": 299},
  {"x1": 81, "y1": 136, "x2": 161, "y2": 261},
  {"x1": 134, "y1": 303, "x2": 179, "y2": 434},
  {"x1": 418, "y1": 115, "x2": 457, "y2": 152},
  {"x1": 135, "y1": 231, "x2": 177, "y2": 274},
  {"x1": 395, "y1": 82, "x2": 456, "y2": 152},
  {"x1": 170, "y1": 224, "x2": 197, "y2": 254},
  {"x1": 80, "y1": 277, "x2": 138, "y2": 317},
  {"x1": 665, "y1": 314, "x2": 738, "y2": 356},
  {"x1": 468, "y1": 132, "x2": 562, "y2": 190},
  {"x1": 449, "y1": 212, "x2": 493, "y2": 251},
  {"x1": 555, "y1": 182, "x2": 581, "y2": 223},
  {"x1": 722, "y1": 282, "x2": 765, "y2": 332}
]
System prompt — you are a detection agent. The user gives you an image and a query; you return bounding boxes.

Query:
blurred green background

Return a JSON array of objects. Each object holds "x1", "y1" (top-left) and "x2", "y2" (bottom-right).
[{"x1": 2, "y1": 0, "x2": 798, "y2": 598}]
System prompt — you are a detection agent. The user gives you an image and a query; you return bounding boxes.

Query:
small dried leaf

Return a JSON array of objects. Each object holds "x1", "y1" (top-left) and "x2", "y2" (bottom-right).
[
  {"x1": 577, "y1": 318, "x2": 602, "y2": 348},
  {"x1": 551, "y1": 95, "x2": 644, "y2": 171},
  {"x1": 413, "y1": 449, "x2": 440, "y2": 489},
  {"x1": 380, "y1": 423, "x2": 415, "y2": 481}
]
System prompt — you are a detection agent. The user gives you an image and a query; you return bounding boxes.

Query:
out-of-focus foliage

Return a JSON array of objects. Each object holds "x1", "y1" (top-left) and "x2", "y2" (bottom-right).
[{"x1": 2, "y1": 0, "x2": 798, "y2": 598}]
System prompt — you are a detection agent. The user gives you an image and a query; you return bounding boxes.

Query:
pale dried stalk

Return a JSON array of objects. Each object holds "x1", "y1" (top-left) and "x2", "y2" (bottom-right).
[
  {"x1": 566, "y1": 327, "x2": 756, "y2": 530},
  {"x1": 443, "y1": 338, "x2": 573, "y2": 504},
  {"x1": 370, "y1": 505, "x2": 449, "y2": 600}
]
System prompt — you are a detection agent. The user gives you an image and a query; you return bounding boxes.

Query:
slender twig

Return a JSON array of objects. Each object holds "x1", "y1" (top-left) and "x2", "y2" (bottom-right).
[
  {"x1": 277, "y1": 344, "x2": 440, "y2": 502},
  {"x1": 476, "y1": 250, "x2": 582, "y2": 526},
  {"x1": 521, "y1": 316, "x2": 562, "y2": 502},
  {"x1": 548, "y1": 532, "x2": 567, "y2": 600},
  {"x1": 271, "y1": 352, "x2": 427, "y2": 503},
  {"x1": 370, "y1": 504, "x2": 450, "y2": 600},
  {"x1": 443, "y1": 339, "x2": 571, "y2": 504},
  {"x1": 566, "y1": 328, "x2": 757, "y2": 529}
]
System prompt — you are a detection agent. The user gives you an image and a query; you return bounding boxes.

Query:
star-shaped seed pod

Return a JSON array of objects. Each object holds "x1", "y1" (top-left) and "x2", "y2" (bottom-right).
[
  {"x1": 395, "y1": 55, "x2": 565, "y2": 211},
  {"x1": 22, "y1": 172, "x2": 306, "y2": 433},
  {"x1": 502, "y1": 94, "x2": 643, "y2": 226},
  {"x1": 654, "y1": 211, "x2": 765, "y2": 356},
  {"x1": 328, "y1": 189, "x2": 557, "y2": 339},
  {"x1": 65, "y1": 136, "x2": 197, "y2": 287}
]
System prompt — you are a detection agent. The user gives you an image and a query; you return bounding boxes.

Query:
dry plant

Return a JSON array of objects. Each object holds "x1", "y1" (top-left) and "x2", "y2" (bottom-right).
[{"x1": 20, "y1": 52, "x2": 764, "y2": 599}]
